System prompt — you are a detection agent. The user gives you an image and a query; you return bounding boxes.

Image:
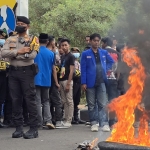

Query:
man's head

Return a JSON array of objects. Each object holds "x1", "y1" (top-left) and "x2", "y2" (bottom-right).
[
  {"x1": 47, "y1": 35, "x2": 55, "y2": 47},
  {"x1": 0, "y1": 29, "x2": 7, "y2": 47},
  {"x1": 85, "y1": 36, "x2": 90, "y2": 45},
  {"x1": 39, "y1": 33, "x2": 49, "y2": 45},
  {"x1": 16, "y1": 16, "x2": 30, "y2": 34},
  {"x1": 71, "y1": 47, "x2": 80, "y2": 59},
  {"x1": 90, "y1": 33, "x2": 101, "y2": 49},
  {"x1": 60, "y1": 38, "x2": 70, "y2": 54},
  {"x1": 101, "y1": 37, "x2": 113, "y2": 49}
]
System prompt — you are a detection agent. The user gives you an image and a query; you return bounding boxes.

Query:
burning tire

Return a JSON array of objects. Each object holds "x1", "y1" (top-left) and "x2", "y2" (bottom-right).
[{"x1": 98, "y1": 141, "x2": 150, "y2": 150}]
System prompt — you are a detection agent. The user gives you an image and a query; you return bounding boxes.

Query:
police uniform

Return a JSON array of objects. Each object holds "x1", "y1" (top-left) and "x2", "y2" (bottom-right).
[
  {"x1": 1, "y1": 16, "x2": 39, "y2": 139},
  {"x1": 0, "y1": 29, "x2": 8, "y2": 128}
]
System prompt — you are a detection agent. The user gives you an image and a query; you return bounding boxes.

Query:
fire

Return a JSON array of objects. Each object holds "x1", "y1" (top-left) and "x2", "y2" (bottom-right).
[{"x1": 106, "y1": 47, "x2": 150, "y2": 146}]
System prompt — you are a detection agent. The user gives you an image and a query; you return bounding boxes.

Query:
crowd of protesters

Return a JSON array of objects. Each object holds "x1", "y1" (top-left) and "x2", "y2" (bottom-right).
[{"x1": 0, "y1": 16, "x2": 125, "y2": 139}]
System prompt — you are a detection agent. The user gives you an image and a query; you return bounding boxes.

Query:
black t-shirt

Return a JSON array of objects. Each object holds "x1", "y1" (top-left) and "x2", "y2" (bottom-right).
[
  {"x1": 93, "y1": 51, "x2": 104, "y2": 86},
  {"x1": 59, "y1": 52, "x2": 75, "y2": 81}
]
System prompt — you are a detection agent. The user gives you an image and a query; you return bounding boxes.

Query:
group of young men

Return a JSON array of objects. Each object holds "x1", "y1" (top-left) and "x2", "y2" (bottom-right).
[{"x1": 0, "y1": 16, "x2": 124, "y2": 139}]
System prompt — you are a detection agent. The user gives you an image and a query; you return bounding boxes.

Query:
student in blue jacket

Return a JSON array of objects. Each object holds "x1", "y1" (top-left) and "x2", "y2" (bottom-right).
[{"x1": 81, "y1": 33, "x2": 114, "y2": 132}]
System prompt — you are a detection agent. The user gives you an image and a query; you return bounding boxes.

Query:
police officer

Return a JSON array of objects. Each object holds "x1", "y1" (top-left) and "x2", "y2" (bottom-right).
[
  {"x1": 0, "y1": 29, "x2": 8, "y2": 128},
  {"x1": 2, "y1": 16, "x2": 39, "y2": 139}
]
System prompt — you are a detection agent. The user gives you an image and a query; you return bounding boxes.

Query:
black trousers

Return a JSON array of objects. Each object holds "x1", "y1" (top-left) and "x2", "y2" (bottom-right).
[
  {"x1": 0, "y1": 72, "x2": 7, "y2": 115},
  {"x1": 9, "y1": 68, "x2": 38, "y2": 127},
  {"x1": 73, "y1": 78, "x2": 81, "y2": 119},
  {"x1": 3, "y1": 76, "x2": 12, "y2": 122},
  {"x1": 49, "y1": 84, "x2": 62, "y2": 122}
]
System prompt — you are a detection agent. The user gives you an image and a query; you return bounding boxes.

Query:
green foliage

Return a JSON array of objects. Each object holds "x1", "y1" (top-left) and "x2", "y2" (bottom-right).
[{"x1": 29, "y1": 0, "x2": 122, "y2": 49}]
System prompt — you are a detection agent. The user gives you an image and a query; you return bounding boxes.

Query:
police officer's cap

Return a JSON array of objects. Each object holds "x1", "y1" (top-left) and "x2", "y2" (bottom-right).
[
  {"x1": 17, "y1": 16, "x2": 30, "y2": 24},
  {"x1": 39, "y1": 33, "x2": 49, "y2": 40},
  {"x1": 0, "y1": 29, "x2": 8, "y2": 39}
]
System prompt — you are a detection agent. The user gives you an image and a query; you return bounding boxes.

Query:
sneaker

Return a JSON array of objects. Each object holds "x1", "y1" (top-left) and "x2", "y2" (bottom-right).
[
  {"x1": 55, "y1": 121, "x2": 69, "y2": 129},
  {"x1": 62, "y1": 121, "x2": 72, "y2": 128},
  {"x1": 101, "y1": 125, "x2": 110, "y2": 132},
  {"x1": 46, "y1": 122, "x2": 55, "y2": 129},
  {"x1": 85, "y1": 121, "x2": 91, "y2": 126},
  {"x1": 96, "y1": 123, "x2": 99, "y2": 127},
  {"x1": 91, "y1": 124, "x2": 98, "y2": 132}
]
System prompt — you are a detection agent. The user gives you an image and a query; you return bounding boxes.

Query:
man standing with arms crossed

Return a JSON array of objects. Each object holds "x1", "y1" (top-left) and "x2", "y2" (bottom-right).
[{"x1": 2, "y1": 16, "x2": 39, "y2": 139}]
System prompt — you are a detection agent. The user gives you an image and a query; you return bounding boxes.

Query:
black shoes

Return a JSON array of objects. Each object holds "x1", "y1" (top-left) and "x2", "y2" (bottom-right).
[
  {"x1": 0, "y1": 121, "x2": 7, "y2": 128},
  {"x1": 12, "y1": 126, "x2": 38, "y2": 139},
  {"x1": 12, "y1": 126, "x2": 24, "y2": 138},
  {"x1": 78, "y1": 119, "x2": 86, "y2": 124},
  {"x1": 23, "y1": 127, "x2": 38, "y2": 139},
  {"x1": 72, "y1": 119, "x2": 86, "y2": 124}
]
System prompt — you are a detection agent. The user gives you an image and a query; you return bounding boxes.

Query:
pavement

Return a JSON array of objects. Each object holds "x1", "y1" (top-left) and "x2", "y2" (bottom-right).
[{"x1": 0, "y1": 125, "x2": 110, "y2": 150}]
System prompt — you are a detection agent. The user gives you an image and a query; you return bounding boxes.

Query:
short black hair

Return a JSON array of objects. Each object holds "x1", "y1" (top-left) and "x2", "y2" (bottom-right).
[
  {"x1": 85, "y1": 35, "x2": 90, "y2": 38},
  {"x1": 39, "y1": 39, "x2": 48, "y2": 44},
  {"x1": 60, "y1": 38, "x2": 70, "y2": 44},
  {"x1": 101, "y1": 37, "x2": 113, "y2": 47},
  {"x1": 58, "y1": 37, "x2": 63, "y2": 42},
  {"x1": 48, "y1": 35, "x2": 55, "y2": 43},
  {"x1": 90, "y1": 33, "x2": 101, "y2": 40},
  {"x1": 116, "y1": 44, "x2": 125, "y2": 53}
]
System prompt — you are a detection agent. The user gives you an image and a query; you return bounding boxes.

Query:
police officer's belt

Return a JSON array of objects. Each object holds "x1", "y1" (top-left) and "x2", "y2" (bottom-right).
[{"x1": 10, "y1": 65, "x2": 33, "y2": 71}]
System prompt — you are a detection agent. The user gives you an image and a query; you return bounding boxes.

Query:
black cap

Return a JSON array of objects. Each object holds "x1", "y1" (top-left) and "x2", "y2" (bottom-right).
[
  {"x1": 39, "y1": 33, "x2": 49, "y2": 40},
  {"x1": 17, "y1": 16, "x2": 30, "y2": 24},
  {"x1": 0, "y1": 29, "x2": 8, "y2": 39}
]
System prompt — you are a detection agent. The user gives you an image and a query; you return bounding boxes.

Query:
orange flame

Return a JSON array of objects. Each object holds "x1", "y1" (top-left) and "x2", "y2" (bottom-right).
[{"x1": 107, "y1": 47, "x2": 150, "y2": 146}]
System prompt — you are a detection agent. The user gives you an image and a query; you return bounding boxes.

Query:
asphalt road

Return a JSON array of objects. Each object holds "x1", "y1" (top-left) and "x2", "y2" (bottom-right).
[{"x1": 0, "y1": 125, "x2": 110, "y2": 150}]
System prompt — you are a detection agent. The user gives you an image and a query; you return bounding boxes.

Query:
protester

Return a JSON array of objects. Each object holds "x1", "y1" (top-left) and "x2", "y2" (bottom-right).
[
  {"x1": 111, "y1": 35, "x2": 118, "y2": 50},
  {"x1": 101, "y1": 37, "x2": 120, "y2": 127},
  {"x1": 84, "y1": 35, "x2": 91, "y2": 50},
  {"x1": 47, "y1": 36, "x2": 66, "y2": 128},
  {"x1": 71, "y1": 47, "x2": 85, "y2": 124},
  {"x1": 59, "y1": 38, "x2": 75, "y2": 128},
  {"x1": 81, "y1": 33, "x2": 114, "y2": 132},
  {"x1": 34, "y1": 33, "x2": 56, "y2": 129},
  {"x1": 2, "y1": 16, "x2": 39, "y2": 139}
]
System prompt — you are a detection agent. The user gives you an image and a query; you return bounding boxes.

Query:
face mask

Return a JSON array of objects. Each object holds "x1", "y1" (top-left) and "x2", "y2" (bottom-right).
[
  {"x1": 72, "y1": 53, "x2": 80, "y2": 58},
  {"x1": 15, "y1": 26, "x2": 27, "y2": 33},
  {"x1": 0, "y1": 39, "x2": 5, "y2": 46},
  {"x1": 55, "y1": 49, "x2": 59, "y2": 55}
]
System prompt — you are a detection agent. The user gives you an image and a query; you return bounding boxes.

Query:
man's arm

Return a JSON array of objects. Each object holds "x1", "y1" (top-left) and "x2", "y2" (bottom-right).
[
  {"x1": 15, "y1": 50, "x2": 37, "y2": 60},
  {"x1": 81, "y1": 51, "x2": 87, "y2": 84},
  {"x1": 67, "y1": 65, "x2": 74, "y2": 85},
  {"x1": 1, "y1": 40, "x2": 18, "y2": 58},
  {"x1": 53, "y1": 65, "x2": 60, "y2": 88},
  {"x1": 105, "y1": 51, "x2": 114, "y2": 71}
]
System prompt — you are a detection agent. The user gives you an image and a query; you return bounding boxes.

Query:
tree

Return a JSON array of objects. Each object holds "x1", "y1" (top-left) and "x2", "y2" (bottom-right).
[{"x1": 29, "y1": 0, "x2": 122, "y2": 49}]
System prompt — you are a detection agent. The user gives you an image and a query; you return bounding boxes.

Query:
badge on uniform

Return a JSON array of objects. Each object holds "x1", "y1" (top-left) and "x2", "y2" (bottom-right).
[
  {"x1": 9, "y1": 43, "x2": 17, "y2": 49},
  {"x1": 87, "y1": 56, "x2": 91, "y2": 58},
  {"x1": 0, "y1": 61, "x2": 6, "y2": 70}
]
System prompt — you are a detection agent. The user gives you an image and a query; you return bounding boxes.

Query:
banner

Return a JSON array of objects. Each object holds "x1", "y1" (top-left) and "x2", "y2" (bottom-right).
[{"x1": 0, "y1": 0, "x2": 17, "y2": 34}]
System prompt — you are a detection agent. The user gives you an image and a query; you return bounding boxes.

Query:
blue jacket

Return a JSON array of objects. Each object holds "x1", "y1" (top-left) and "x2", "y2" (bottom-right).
[
  {"x1": 81, "y1": 48, "x2": 114, "y2": 88},
  {"x1": 34, "y1": 46, "x2": 54, "y2": 87}
]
